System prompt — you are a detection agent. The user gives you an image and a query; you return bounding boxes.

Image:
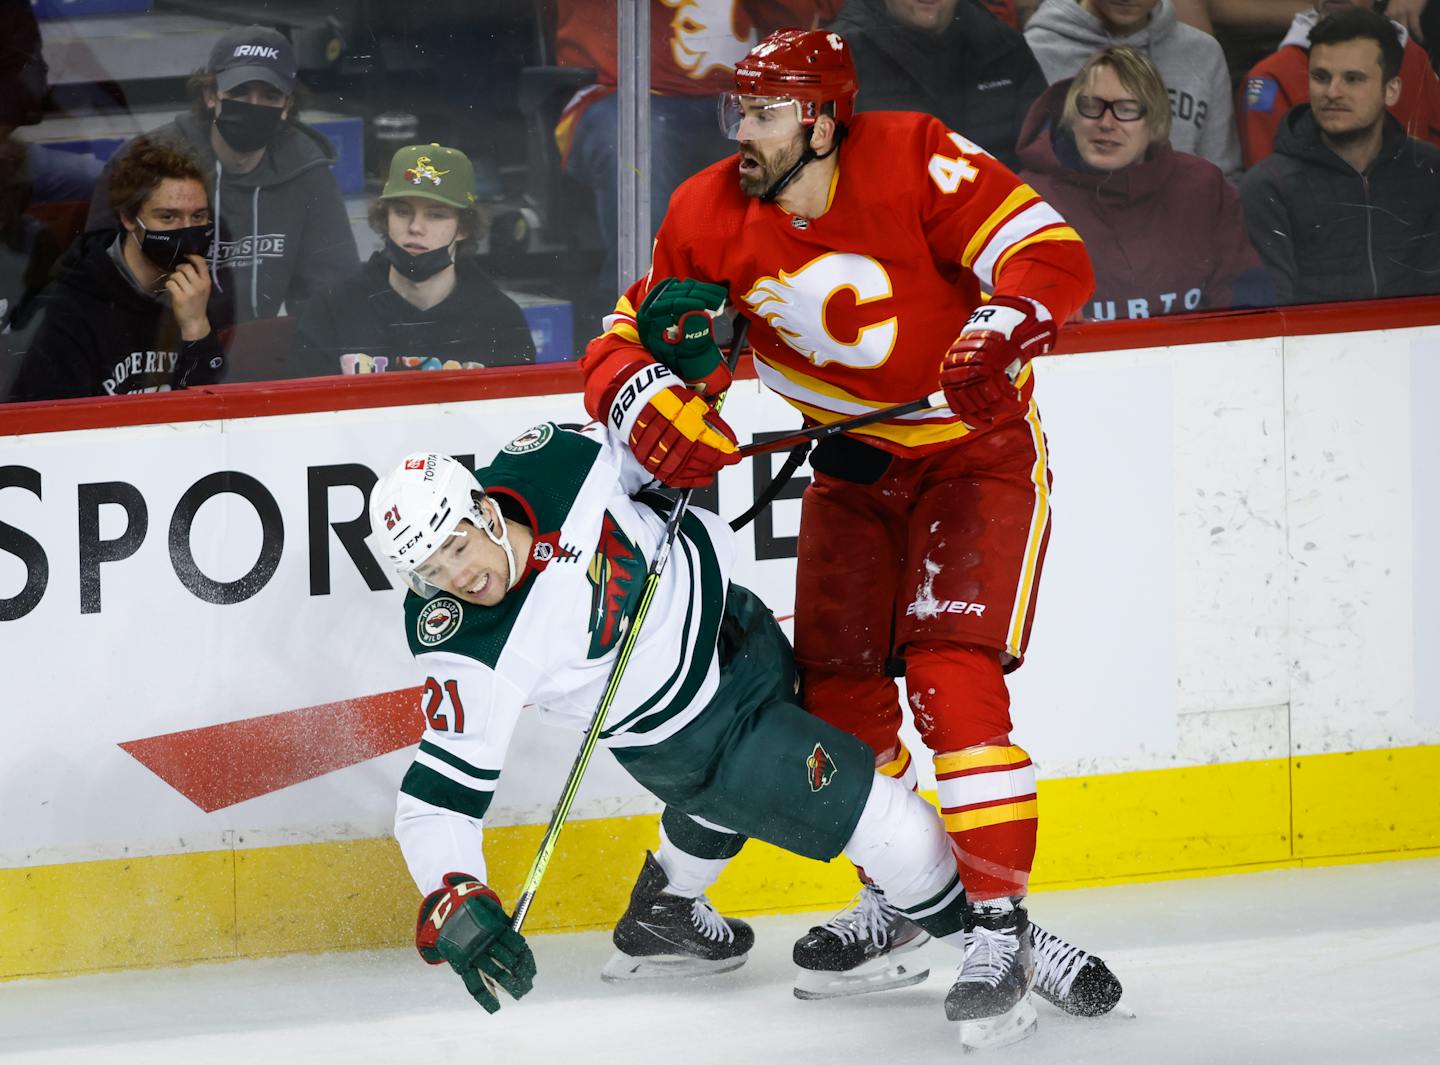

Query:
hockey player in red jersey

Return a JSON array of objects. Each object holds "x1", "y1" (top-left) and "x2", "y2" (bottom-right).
[{"x1": 582, "y1": 28, "x2": 1122, "y2": 1047}]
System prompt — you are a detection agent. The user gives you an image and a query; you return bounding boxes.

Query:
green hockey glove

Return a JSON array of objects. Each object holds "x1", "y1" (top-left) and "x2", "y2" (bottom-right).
[
  {"x1": 415, "y1": 873, "x2": 536, "y2": 1013},
  {"x1": 636, "y1": 277, "x2": 732, "y2": 396}
]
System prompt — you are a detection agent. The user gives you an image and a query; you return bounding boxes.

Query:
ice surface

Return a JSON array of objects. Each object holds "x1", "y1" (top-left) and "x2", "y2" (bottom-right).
[{"x1": 2, "y1": 859, "x2": 1437, "y2": 1065}]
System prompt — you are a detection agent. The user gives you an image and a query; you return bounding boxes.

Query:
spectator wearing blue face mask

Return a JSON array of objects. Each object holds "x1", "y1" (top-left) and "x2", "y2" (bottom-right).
[
  {"x1": 9, "y1": 140, "x2": 229, "y2": 402},
  {"x1": 85, "y1": 25, "x2": 359, "y2": 321}
]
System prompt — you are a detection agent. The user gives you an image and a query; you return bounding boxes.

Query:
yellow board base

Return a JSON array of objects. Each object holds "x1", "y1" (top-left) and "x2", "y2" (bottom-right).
[{"x1": 5, "y1": 744, "x2": 1439, "y2": 980}]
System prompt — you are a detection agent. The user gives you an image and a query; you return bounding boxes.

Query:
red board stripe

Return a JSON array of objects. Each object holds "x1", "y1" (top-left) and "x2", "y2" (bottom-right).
[
  {"x1": 119, "y1": 686, "x2": 423, "y2": 812},
  {"x1": 5, "y1": 296, "x2": 1438, "y2": 438}
]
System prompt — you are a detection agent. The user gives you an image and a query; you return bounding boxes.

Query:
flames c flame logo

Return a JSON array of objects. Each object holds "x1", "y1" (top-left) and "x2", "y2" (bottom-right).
[
  {"x1": 664, "y1": 0, "x2": 756, "y2": 80},
  {"x1": 744, "y1": 253, "x2": 899, "y2": 370}
]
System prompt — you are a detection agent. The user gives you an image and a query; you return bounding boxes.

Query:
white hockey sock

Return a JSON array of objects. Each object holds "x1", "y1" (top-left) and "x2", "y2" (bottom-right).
[
  {"x1": 655, "y1": 822, "x2": 733, "y2": 899},
  {"x1": 842, "y1": 774, "x2": 968, "y2": 949}
]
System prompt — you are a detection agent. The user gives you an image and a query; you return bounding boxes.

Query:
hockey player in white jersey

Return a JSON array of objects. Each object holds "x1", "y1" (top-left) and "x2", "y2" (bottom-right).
[{"x1": 369, "y1": 419, "x2": 1036, "y2": 1044}]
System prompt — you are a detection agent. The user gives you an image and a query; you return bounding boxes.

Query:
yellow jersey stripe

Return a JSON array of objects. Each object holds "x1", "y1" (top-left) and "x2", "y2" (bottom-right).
[
  {"x1": 943, "y1": 798, "x2": 1039, "y2": 833},
  {"x1": 753, "y1": 355, "x2": 894, "y2": 410},
  {"x1": 934, "y1": 745, "x2": 1031, "y2": 775},
  {"x1": 878, "y1": 744, "x2": 913, "y2": 779},
  {"x1": 962, "y1": 185, "x2": 1040, "y2": 269},
  {"x1": 1005, "y1": 402, "x2": 1051, "y2": 654},
  {"x1": 993, "y1": 225, "x2": 1084, "y2": 278}
]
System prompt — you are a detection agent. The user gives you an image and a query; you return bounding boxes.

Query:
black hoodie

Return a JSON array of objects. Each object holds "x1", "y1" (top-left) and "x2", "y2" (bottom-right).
[
  {"x1": 86, "y1": 110, "x2": 359, "y2": 321},
  {"x1": 8, "y1": 229, "x2": 229, "y2": 402},
  {"x1": 826, "y1": 0, "x2": 1045, "y2": 169},
  {"x1": 291, "y1": 252, "x2": 536, "y2": 376},
  {"x1": 1239, "y1": 106, "x2": 1440, "y2": 305}
]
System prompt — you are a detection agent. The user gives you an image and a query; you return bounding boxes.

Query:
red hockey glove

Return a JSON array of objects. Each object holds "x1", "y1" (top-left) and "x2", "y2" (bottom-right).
[
  {"x1": 630, "y1": 384, "x2": 740, "y2": 487},
  {"x1": 599, "y1": 360, "x2": 740, "y2": 488},
  {"x1": 940, "y1": 295, "x2": 1057, "y2": 428},
  {"x1": 416, "y1": 873, "x2": 536, "y2": 1014},
  {"x1": 636, "y1": 277, "x2": 733, "y2": 397}
]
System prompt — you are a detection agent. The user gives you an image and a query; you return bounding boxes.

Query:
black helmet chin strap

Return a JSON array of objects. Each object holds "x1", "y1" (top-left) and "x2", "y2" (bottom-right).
[{"x1": 760, "y1": 122, "x2": 848, "y2": 204}]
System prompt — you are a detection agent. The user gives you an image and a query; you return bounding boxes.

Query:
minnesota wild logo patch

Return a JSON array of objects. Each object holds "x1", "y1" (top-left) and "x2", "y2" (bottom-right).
[
  {"x1": 585, "y1": 512, "x2": 645, "y2": 658},
  {"x1": 503, "y1": 423, "x2": 554, "y2": 455},
  {"x1": 417, "y1": 597, "x2": 463, "y2": 647},
  {"x1": 807, "y1": 742, "x2": 837, "y2": 792}
]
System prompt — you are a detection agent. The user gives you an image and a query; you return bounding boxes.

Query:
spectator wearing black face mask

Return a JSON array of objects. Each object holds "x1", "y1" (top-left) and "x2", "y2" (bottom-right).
[
  {"x1": 9, "y1": 140, "x2": 229, "y2": 402},
  {"x1": 292, "y1": 144, "x2": 535, "y2": 377},
  {"x1": 84, "y1": 25, "x2": 359, "y2": 321}
]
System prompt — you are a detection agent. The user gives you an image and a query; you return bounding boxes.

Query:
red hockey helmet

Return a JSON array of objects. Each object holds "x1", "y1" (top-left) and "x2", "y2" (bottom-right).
[{"x1": 733, "y1": 29, "x2": 858, "y2": 127}]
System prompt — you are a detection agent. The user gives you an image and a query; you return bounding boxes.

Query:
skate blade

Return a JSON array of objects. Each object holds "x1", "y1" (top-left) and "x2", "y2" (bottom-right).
[
  {"x1": 793, "y1": 936, "x2": 932, "y2": 1000},
  {"x1": 959, "y1": 996, "x2": 1039, "y2": 1052},
  {"x1": 600, "y1": 949, "x2": 747, "y2": 982}
]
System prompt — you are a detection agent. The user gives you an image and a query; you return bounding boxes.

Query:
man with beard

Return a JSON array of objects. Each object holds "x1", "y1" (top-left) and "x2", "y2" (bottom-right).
[
  {"x1": 1241, "y1": 6, "x2": 1440, "y2": 303},
  {"x1": 86, "y1": 26, "x2": 358, "y2": 322},
  {"x1": 1238, "y1": 0, "x2": 1440, "y2": 166},
  {"x1": 580, "y1": 28, "x2": 1121, "y2": 1050}
]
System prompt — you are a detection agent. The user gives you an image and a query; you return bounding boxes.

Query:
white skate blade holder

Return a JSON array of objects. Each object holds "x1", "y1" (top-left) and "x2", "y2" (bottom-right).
[
  {"x1": 793, "y1": 959, "x2": 930, "y2": 1000},
  {"x1": 792, "y1": 932, "x2": 932, "y2": 1000},
  {"x1": 600, "y1": 949, "x2": 747, "y2": 982},
  {"x1": 960, "y1": 994, "x2": 1039, "y2": 1052}
]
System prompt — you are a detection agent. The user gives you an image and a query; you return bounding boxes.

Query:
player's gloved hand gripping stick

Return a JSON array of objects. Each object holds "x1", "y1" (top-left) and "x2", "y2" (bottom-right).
[{"x1": 507, "y1": 315, "x2": 750, "y2": 939}]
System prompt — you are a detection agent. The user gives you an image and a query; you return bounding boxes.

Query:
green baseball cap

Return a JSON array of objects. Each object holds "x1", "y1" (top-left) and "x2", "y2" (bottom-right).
[{"x1": 379, "y1": 143, "x2": 477, "y2": 209}]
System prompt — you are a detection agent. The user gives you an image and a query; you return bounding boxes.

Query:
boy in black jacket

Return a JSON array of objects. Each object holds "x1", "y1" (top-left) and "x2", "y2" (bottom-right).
[
  {"x1": 292, "y1": 143, "x2": 535, "y2": 376},
  {"x1": 9, "y1": 139, "x2": 228, "y2": 402}
]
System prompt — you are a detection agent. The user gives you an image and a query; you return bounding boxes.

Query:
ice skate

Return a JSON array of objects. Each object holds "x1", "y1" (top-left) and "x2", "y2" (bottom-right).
[
  {"x1": 601, "y1": 852, "x2": 753, "y2": 980},
  {"x1": 792, "y1": 883, "x2": 931, "y2": 1000},
  {"x1": 1030, "y1": 921, "x2": 1123, "y2": 1017},
  {"x1": 944, "y1": 898, "x2": 1038, "y2": 1051}
]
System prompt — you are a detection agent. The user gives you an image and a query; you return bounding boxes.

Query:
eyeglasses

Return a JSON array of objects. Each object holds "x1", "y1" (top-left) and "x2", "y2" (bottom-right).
[{"x1": 1075, "y1": 94, "x2": 1146, "y2": 121}]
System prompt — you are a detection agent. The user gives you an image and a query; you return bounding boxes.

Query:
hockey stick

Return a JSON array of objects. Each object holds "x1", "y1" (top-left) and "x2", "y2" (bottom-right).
[
  {"x1": 509, "y1": 316, "x2": 750, "y2": 934},
  {"x1": 736, "y1": 389, "x2": 947, "y2": 459}
]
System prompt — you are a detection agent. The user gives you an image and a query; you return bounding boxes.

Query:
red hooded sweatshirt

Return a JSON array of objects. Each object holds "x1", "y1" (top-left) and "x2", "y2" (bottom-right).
[{"x1": 1016, "y1": 80, "x2": 1270, "y2": 321}]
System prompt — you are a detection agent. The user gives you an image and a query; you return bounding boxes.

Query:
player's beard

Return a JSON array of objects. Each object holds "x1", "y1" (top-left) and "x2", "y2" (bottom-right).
[{"x1": 738, "y1": 131, "x2": 808, "y2": 198}]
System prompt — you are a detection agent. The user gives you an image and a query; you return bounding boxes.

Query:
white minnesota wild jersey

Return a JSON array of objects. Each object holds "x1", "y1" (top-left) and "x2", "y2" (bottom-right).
[{"x1": 394, "y1": 421, "x2": 736, "y2": 892}]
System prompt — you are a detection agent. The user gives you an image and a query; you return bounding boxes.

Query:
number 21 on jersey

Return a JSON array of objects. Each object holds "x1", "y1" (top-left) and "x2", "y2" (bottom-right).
[
  {"x1": 422, "y1": 676, "x2": 465, "y2": 732},
  {"x1": 928, "y1": 132, "x2": 988, "y2": 194}
]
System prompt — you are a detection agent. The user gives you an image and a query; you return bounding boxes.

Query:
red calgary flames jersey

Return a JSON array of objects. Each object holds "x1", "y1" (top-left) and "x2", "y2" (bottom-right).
[{"x1": 582, "y1": 111, "x2": 1093, "y2": 456}]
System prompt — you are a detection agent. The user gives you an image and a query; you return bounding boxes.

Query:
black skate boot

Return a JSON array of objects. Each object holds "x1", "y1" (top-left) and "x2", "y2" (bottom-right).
[
  {"x1": 1030, "y1": 921, "x2": 1123, "y2": 1017},
  {"x1": 601, "y1": 852, "x2": 753, "y2": 981},
  {"x1": 944, "y1": 898, "x2": 1038, "y2": 1050},
  {"x1": 792, "y1": 883, "x2": 931, "y2": 1000}
]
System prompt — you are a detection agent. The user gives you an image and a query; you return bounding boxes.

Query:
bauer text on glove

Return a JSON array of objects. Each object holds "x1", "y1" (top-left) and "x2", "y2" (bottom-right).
[{"x1": 601, "y1": 361, "x2": 740, "y2": 488}]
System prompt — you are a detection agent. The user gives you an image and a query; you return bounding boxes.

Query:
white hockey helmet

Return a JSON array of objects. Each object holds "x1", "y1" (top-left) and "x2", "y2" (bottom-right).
[{"x1": 367, "y1": 452, "x2": 492, "y2": 598}]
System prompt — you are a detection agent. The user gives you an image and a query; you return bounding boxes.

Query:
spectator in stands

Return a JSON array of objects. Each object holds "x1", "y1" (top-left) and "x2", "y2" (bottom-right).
[
  {"x1": 1240, "y1": 8, "x2": 1440, "y2": 303},
  {"x1": 0, "y1": 0, "x2": 105, "y2": 205},
  {"x1": 825, "y1": 0, "x2": 1047, "y2": 168},
  {"x1": 1238, "y1": 1, "x2": 1440, "y2": 166},
  {"x1": 86, "y1": 25, "x2": 358, "y2": 321},
  {"x1": 8, "y1": 139, "x2": 228, "y2": 402},
  {"x1": 292, "y1": 144, "x2": 534, "y2": 376},
  {"x1": 1017, "y1": 47, "x2": 1270, "y2": 319},
  {"x1": 0, "y1": 130, "x2": 62, "y2": 373},
  {"x1": 975, "y1": 0, "x2": 1026, "y2": 28},
  {"x1": 1024, "y1": 0, "x2": 1244, "y2": 179},
  {"x1": 557, "y1": 0, "x2": 839, "y2": 302}
]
